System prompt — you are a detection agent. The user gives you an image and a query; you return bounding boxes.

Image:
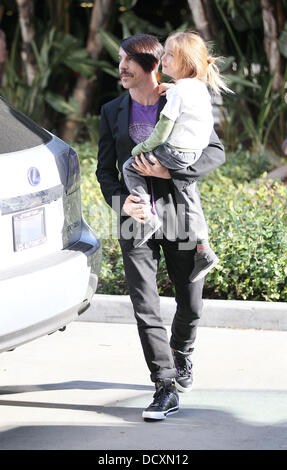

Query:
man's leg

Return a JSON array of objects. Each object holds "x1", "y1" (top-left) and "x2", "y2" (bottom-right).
[
  {"x1": 162, "y1": 238, "x2": 205, "y2": 392},
  {"x1": 119, "y1": 236, "x2": 179, "y2": 420},
  {"x1": 119, "y1": 237, "x2": 177, "y2": 382}
]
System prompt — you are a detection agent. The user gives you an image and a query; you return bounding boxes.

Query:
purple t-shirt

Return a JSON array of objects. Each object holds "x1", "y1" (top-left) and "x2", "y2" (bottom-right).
[
  {"x1": 128, "y1": 98, "x2": 160, "y2": 215},
  {"x1": 129, "y1": 98, "x2": 159, "y2": 144}
]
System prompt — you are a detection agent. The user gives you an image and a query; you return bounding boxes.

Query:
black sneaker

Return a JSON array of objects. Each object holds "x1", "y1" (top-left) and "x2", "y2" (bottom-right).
[
  {"x1": 142, "y1": 379, "x2": 179, "y2": 420},
  {"x1": 189, "y1": 249, "x2": 219, "y2": 283},
  {"x1": 173, "y1": 349, "x2": 193, "y2": 393}
]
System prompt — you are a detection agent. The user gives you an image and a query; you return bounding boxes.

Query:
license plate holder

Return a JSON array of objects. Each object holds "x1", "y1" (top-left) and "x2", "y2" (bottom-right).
[{"x1": 13, "y1": 208, "x2": 46, "y2": 252}]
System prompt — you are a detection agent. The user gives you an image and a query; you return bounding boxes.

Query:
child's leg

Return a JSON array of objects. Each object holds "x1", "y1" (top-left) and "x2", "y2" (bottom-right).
[
  {"x1": 153, "y1": 145, "x2": 201, "y2": 170},
  {"x1": 175, "y1": 183, "x2": 219, "y2": 282},
  {"x1": 196, "y1": 240, "x2": 210, "y2": 252},
  {"x1": 175, "y1": 182, "x2": 209, "y2": 242},
  {"x1": 122, "y1": 156, "x2": 161, "y2": 247},
  {"x1": 122, "y1": 156, "x2": 150, "y2": 203}
]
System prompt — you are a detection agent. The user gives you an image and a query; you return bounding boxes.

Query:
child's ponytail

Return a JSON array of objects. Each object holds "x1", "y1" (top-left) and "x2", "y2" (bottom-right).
[{"x1": 206, "y1": 55, "x2": 232, "y2": 95}]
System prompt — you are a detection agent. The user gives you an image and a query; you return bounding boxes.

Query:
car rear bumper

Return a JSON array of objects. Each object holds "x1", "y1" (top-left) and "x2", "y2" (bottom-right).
[{"x1": 0, "y1": 225, "x2": 101, "y2": 353}]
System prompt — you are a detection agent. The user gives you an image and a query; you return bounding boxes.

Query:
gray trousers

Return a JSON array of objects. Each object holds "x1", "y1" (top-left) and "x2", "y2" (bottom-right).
[
  {"x1": 119, "y1": 234, "x2": 204, "y2": 382},
  {"x1": 122, "y1": 144, "x2": 209, "y2": 241}
]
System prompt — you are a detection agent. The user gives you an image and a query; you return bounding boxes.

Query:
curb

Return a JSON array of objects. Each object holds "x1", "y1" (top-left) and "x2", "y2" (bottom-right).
[{"x1": 78, "y1": 294, "x2": 287, "y2": 331}]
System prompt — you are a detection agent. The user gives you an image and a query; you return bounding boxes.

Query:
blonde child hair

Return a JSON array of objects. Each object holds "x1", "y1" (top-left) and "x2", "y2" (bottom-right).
[{"x1": 164, "y1": 31, "x2": 231, "y2": 95}]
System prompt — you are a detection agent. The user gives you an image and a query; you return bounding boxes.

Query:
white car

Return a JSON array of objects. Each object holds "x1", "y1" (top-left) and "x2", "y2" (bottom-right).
[{"x1": 0, "y1": 96, "x2": 101, "y2": 353}]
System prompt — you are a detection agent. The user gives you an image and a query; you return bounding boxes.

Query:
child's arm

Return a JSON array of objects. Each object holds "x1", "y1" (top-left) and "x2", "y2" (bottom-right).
[
  {"x1": 132, "y1": 114, "x2": 174, "y2": 156},
  {"x1": 158, "y1": 82, "x2": 175, "y2": 96}
]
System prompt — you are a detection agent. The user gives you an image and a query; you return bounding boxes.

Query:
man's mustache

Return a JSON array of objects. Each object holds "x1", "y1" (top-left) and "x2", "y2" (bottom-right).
[{"x1": 120, "y1": 71, "x2": 134, "y2": 78}]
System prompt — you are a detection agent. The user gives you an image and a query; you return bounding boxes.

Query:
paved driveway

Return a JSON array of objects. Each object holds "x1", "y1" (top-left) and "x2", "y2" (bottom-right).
[{"x1": 0, "y1": 322, "x2": 287, "y2": 450}]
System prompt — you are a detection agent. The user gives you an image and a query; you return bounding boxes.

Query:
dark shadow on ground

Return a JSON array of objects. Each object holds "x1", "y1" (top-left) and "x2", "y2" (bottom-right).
[
  {"x1": 0, "y1": 380, "x2": 153, "y2": 395},
  {"x1": 0, "y1": 383, "x2": 287, "y2": 450}
]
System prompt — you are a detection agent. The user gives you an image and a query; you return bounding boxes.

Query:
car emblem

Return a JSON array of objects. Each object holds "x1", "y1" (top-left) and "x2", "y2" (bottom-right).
[{"x1": 28, "y1": 167, "x2": 41, "y2": 186}]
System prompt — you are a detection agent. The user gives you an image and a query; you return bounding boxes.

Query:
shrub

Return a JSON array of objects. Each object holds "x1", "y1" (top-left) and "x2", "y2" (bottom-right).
[
  {"x1": 77, "y1": 142, "x2": 130, "y2": 295},
  {"x1": 213, "y1": 147, "x2": 275, "y2": 182},
  {"x1": 200, "y1": 175, "x2": 287, "y2": 301},
  {"x1": 77, "y1": 142, "x2": 287, "y2": 301}
]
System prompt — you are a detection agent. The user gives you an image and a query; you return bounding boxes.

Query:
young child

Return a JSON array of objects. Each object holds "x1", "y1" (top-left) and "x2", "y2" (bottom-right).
[{"x1": 122, "y1": 31, "x2": 230, "y2": 282}]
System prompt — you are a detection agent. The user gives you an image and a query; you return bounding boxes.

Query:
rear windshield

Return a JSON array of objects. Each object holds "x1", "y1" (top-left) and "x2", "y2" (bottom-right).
[{"x1": 0, "y1": 97, "x2": 52, "y2": 154}]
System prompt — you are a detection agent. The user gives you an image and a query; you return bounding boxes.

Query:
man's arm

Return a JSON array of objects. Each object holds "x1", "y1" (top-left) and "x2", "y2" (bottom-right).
[
  {"x1": 168, "y1": 129, "x2": 225, "y2": 182},
  {"x1": 96, "y1": 105, "x2": 128, "y2": 211}
]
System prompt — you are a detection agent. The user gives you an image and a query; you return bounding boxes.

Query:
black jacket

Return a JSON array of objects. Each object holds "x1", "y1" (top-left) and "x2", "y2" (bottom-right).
[{"x1": 96, "y1": 92, "x2": 225, "y2": 214}]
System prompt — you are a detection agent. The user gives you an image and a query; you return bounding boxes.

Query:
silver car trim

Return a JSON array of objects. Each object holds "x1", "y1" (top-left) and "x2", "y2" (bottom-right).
[{"x1": 0, "y1": 184, "x2": 63, "y2": 215}]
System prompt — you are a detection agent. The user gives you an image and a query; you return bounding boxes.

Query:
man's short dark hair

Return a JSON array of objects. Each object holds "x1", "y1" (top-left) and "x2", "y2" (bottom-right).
[{"x1": 120, "y1": 34, "x2": 163, "y2": 73}]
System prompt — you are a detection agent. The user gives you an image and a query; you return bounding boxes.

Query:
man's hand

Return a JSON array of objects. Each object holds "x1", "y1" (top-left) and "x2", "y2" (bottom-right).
[
  {"x1": 132, "y1": 154, "x2": 171, "y2": 179},
  {"x1": 122, "y1": 194, "x2": 149, "y2": 223}
]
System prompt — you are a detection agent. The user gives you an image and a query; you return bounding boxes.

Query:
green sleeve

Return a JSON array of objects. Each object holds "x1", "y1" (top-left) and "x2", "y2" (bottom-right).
[{"x1": 131, "y1": 114, "x2": 174, "y2": 156}]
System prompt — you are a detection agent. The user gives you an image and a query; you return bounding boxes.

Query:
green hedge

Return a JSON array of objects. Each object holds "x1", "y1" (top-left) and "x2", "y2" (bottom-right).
[
  {"x1": 200, "y1": 173, "x2": 287, "y2": 301},
  {"x1": 77, "y1": 142, "x2": 287, "y2": 301}
]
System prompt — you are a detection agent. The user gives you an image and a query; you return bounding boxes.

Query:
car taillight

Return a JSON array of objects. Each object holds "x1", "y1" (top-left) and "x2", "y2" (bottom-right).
[{"x1": 66, "y1": 147, "x2": 81, "y2": 195}]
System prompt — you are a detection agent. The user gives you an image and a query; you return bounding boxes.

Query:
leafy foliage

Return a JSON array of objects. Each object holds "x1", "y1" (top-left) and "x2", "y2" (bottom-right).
[
  {"x1": 1, "y1": 0, "x2": 286, "y2": 155},
  {"x1": 0, "y1": 27, "x2": 96, "y2": 126},
  {"x1": 200, "y1": 172, "x2": 287, "y2": 301},
  {"x1": 77, "y1": 141, "x2": 287, "y2": 302}
]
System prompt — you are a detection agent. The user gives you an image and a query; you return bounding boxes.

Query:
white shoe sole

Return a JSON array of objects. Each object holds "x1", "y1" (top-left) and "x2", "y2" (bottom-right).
[
  {"x1": 175, "y1": 380, "x2": 193, "y2": 393},
  {"x1": 142, "y1": 406, "x2": 179, "y2": 420}
]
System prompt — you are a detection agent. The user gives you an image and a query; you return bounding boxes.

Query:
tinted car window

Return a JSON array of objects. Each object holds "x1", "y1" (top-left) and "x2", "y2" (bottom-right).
[{"x1": 0, "y1": 97, "x2": 52, "y2": 154}]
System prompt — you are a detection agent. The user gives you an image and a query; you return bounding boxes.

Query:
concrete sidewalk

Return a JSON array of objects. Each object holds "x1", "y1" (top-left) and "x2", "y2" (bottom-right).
[
  {"x1": 80, "y1": 294, "x2": 287, "y2": 330},
  {"x1": 0, "y1": 295, "x2": 286, "y2": 450},
  {"x1": 0, "y1": 321, "x2": 287, "y2": 450}
]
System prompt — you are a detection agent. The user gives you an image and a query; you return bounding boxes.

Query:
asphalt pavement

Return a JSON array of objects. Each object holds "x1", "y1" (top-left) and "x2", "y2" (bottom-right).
[{"x1": 0, "y1": 295, "x2": 287, "y2": 451}]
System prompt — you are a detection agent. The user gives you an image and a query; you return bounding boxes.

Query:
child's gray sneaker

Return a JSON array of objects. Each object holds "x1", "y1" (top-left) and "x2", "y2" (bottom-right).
[{"x1": 190, "y1": 249, "x2": 219, "y2": 283}]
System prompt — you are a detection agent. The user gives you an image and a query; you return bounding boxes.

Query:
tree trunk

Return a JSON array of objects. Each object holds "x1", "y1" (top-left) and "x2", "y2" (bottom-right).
[
  {"x1": 202, "y1": 0, "x2": 217, "y2": 38},
  {"x1": 276, "y1": 0, "x2": 286, "y2": 33},
  {"x1": 0, "y1": 30, "x2": 6, "y2": 85},
  {"x1": 60, "y1": 0, "x2": 115, "y2": 142},
  {"x1": 0, "y1": 5, "x2": 6, "y2": 85},
  {"x1": 260, "y1": 0, "x2": 283, "y2": 91},
  {"x1": 186, "y1": 0, "x2": 213, "y2": 41},
  {"x1": 15, "y1": 0, "x2": 38, "y2": 86}
]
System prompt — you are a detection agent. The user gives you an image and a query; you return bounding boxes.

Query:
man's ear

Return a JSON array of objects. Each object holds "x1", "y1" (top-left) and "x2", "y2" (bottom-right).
[
  {"x1": 152, "y1": 60, "x2": 159, "y2": 72},
  {"x1": 151, "y1": 61, "x2": 160, "y2": 82}
]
